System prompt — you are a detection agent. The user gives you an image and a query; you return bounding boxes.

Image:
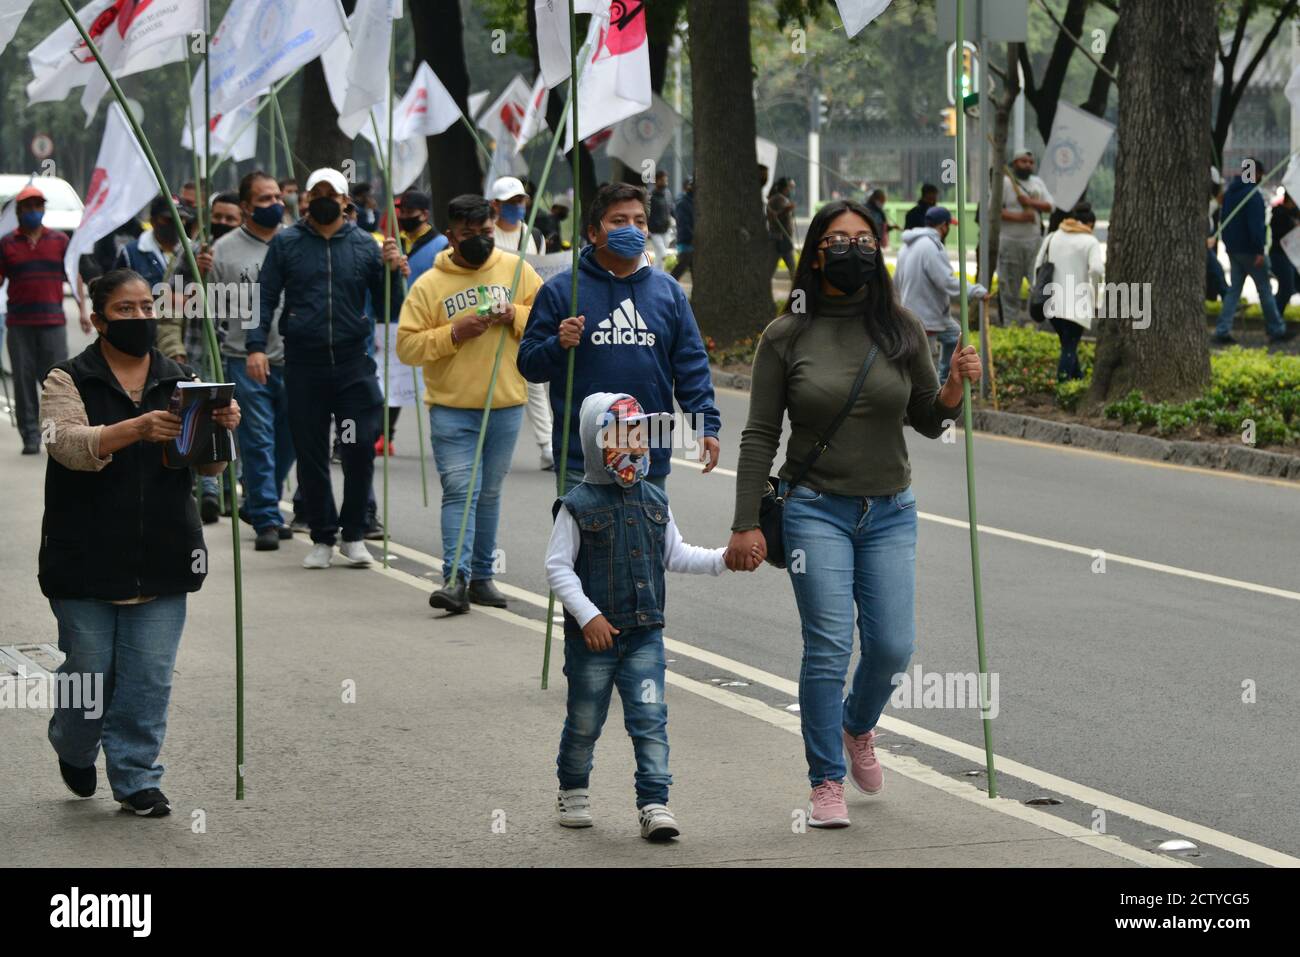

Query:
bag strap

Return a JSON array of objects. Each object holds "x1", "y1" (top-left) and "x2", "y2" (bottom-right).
[{"x1": 785, "y1": 344, "x2": 879, "y2": 494}]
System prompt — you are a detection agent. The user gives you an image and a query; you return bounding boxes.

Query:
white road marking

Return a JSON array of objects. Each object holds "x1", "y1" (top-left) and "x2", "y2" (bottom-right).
[
  {"x1": 669, "y1": 457, "x2": 1300, "y2": 603},
  {"x1": 281, "y1": 523, "x2": 1296, "y2": 867}
]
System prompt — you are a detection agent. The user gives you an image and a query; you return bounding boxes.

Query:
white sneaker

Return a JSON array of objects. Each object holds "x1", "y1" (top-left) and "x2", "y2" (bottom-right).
[
  {"x1": 638, "y1": 803, "x2": 679, "y2": 842},
  {"x1": 556, "y1": 788, "x2": 593, "y2": 828},
  {"x1": 339, "y1": 540, "x2": 373, "y2": 566},
  {"x1": 302, "y1": 543, "x2": 333, "y2": 569}
]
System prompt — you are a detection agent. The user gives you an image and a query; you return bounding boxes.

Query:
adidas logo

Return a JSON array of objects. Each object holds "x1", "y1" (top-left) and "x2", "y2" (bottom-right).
[{"x1": 590, "y1": 299, "x2": 656, "y2": 347}]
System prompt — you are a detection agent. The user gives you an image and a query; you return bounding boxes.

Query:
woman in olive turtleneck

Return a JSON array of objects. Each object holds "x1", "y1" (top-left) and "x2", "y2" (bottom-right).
[{"x1": 725, "y1": 199, "x2": 981, "y2": 829}]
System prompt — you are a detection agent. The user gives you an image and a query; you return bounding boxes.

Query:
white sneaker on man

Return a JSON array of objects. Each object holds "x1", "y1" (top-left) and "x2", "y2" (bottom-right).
[
  {"x1": 302, "y1": 544, "x2": 333, "y2": 569},
  {"x1": 638, "y1": 803, "x2": 680, "y2": 842},
  {"x1": 556, "y1": 788, "x2": 593, "y2": 828},
  {"x1": 339, "y1": 540, "x2": 373, "y2": 566}
]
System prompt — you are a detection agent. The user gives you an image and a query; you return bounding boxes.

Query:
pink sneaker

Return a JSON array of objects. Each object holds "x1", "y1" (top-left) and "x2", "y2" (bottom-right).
[
  {"x1": 843, "y1": 728, "x2": 883, "y2": 795},
  {"x1": 808, "y1": 780, "x2": 850, "y2": 828}
]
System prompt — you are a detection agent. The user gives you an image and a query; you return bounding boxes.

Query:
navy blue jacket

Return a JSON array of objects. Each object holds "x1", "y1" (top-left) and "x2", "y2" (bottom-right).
[
  {"x1": 249, "y1": 219, "x2": 403, "y2": 365},
  {"x1": 1222, "y1": 177, "x2": 1267, "y2": 257},
  {"x1": 674, "y1": 192, "x2": 694, "y2": 247},
  {"x1": 517, "y1": 246, "x2": 720, "y2": 478}
]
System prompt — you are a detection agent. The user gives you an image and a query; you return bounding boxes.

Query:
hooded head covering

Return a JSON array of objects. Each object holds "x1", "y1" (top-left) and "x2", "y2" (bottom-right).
[{"x1": 576, "y1": 391, "x2": 670, "y2": 486}]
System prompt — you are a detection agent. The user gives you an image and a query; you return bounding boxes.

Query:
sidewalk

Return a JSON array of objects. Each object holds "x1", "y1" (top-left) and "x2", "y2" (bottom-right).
[{"x1": 0, "y1": 425, "x2": 1144, "y2": 867}]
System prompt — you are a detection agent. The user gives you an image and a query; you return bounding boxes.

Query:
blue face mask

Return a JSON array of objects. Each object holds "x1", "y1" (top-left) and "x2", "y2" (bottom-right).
[
  {"x1": 19, "y1": 210, "x2": 44, "y2": 231},
  {"x1": 499, "y1": 202, "x2": 525, "y2": 225},
  {"x1": 605, "y1": 224, "x2": 647, "y2": 259},
  {"x1": 251, "y1": 203, "x2": 284, "y2": 228}
]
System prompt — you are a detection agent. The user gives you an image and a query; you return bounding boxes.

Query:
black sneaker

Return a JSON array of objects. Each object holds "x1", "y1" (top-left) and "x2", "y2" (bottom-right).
[
  {"x1": 277, "y1": 524, "x2": 294, "y2": 540},
  {"x1": 468, "y1": 579, "x2": 508, "y2": 608},
  {"x1": 1211, "y1": 333, "x2": 1237, "y2": 345},
  {"x1": 119, "y1": 788, "x2": 171, "y2": 817},
  {"x1": 429, "y1": 577, "x2": 470, "y2": 614},
  {"x1": 200, "y1": 494, "x2": 221, "y2": 524},
  {"x1": 254, "y1": 527, "x2": 280, "y2": 551},
  {"x1": 290, "y1": 514, "x2": 310, "y2": 533},
  {"x1": 1268, "y1": 327, "x2": 1299, "y2": 343},
  {"x1": 58, "y1": 759, "x2": 96, "y2": 798},
  {"x1": 364, "y1": 516, "x2": 385, "y2": 541},
  {"x1": 21, "y1": 440, "x2": 40, "y2": 455}
]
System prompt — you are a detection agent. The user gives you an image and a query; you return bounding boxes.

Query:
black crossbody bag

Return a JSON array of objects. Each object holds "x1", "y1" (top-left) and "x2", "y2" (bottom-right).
[{"x1": 757, "y1": 345, "x2": 879, "y2": 569}]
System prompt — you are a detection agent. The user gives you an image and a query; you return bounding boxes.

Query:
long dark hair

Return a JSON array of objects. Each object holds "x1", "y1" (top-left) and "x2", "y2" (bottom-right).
[{"x1": 782, "y1": 199, "x2": 922, "y2": 362}]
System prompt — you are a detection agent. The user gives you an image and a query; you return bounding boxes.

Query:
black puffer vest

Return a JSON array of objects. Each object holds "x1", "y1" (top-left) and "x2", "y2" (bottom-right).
[{"x1": 38, "y1": 341, "x2": 208, "y2": 600}]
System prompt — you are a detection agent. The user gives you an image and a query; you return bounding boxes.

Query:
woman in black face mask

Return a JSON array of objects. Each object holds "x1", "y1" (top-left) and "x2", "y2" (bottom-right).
[
  {"x1": 725, "y1": 200, "x2": 981, "y2": 829},
  {"x1": 35, "y1": 268, "x2": 240, "y2": 818}
]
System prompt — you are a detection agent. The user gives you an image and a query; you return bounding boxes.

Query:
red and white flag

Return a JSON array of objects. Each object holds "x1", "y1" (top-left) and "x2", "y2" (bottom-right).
[
  {"x1": 393, "y1": 61, "x2": 463, "y2": 140},
  {"x1": 535, "y1": 0, "x2": 608, "y2": 90},
  {"x1": 0, "y1": 0, "x2": 36, "y2": 56},
  {"x1": 564, "y1": 0, "x2": 650, "y2": 150},
  {"x1": 79, "y1": 0, "x2": 206, "y2": 122},
  {"x1": 477, "y1": 74, "x2": 532, "y2": 148},
  {"x1": 65, "y1": 102, "x2": 158, "y2": 290},
  {"x1": 513, "y1": 73, "x2": 550, "y2": 155},
  {"x1": 182, "y1": 71, "x2": 260, "y2": 169}
]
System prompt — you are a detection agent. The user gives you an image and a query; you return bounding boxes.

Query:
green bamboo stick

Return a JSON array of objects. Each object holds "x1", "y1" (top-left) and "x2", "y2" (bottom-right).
[
  {"x1": 381, "y1": 36, "x2": 396, "y2": 568},
  {"x1": 273, "y1": 89, "x2": 294, "y2": 181},
  {"x1": 208, "y1": 70, "x2": 300, "y2": 178},
  {"x1": 59, "y1": 0, "x2": 247, "y2": 800},
  {"x1": 953, "y1": 0, "x2": 997, "y2": 798},
  {"x1": 541, "y1": 1, "x2": 584, "y2": 691}
]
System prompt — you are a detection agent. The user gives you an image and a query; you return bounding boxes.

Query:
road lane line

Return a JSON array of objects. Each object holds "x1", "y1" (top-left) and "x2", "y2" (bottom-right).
[
  {"x1": 667, "y1": 458, "x2": 1300, "y2": 603},
  {"x1": 314, "y1": 528, "x2": 1298, "y2": 867}
]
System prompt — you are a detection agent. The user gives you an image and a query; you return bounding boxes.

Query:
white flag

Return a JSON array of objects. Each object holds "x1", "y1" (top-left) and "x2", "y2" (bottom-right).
[
  {"x1": 606, "y1": 93, "x2": 680, "y2": 170},
  {"x1": 338, "y1": 0, "x2": 395, "y2": 139},
  {"x1": 206, "y1": 0, "x2": 347, "y2": 118},
  {"x1": 478, "y1": 75, "x2": 533, "y2": 147},
  {"x1": 513, "y1": 74, "x2": 550, "y2": 155},
  {"x1": 393, "y1": 61, "x2": 463, "y2": 140},
  {"x1": 27, "y1": 1, "x2": 183, "y2": 106},
  {"x1": 535, "y1": 0, "x2": 608, "y2": 90},
  {"x1": 0, "y1": 0, "x2": 35, "y2": 56},
  {"x1": 80, "y1": 0, "x2": 206, "y2": 123},
  {"x1": 1282, "y1": 156, "x2": 1300, "y2": 212},
  {"x1": 467, "y1": 89, "x2": 489, "y2": 119},
  {"x1": 755, "y1": 136, "x2": 778, "y2": 197},
  {"x1": 835, "y1": 0, "x2": 892, "y2": 38},
  {"x1": 1038, "y1": 101, "x2": 1115, "y2": 212},
  {"x1": 65, "y1": 103, "x2": 157, "y2": 291},
  {"x1": 563, "y1": 1, "x2": 651, "y2": 150}
]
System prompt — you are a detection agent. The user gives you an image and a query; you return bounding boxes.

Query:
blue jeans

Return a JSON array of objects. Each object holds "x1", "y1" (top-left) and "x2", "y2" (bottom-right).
[
  {"x1": 937, "y1": 317, "x2": 961, "y2": 382},
  {"x1": 557, "y1": 626, "x2": 671, "y2": 807},
  {"x1": 429, "y1": 403, "x2": 524, "y2": 582},
  {"x1": 1272, "y1": 247, "x2": 1297, "y2": 310},
  {"x1": 781, "y1": 482, "x2": 918, "y2": 786},
  {"x1": 1218, "y1": 253, "x2": 1285, "y2": 337},
  {"x1": 46, "y1": 595, "x2": 187, "y2": 800},
  {"x1": 228, "y1": 357, "x2": 295, "y2": 531}
]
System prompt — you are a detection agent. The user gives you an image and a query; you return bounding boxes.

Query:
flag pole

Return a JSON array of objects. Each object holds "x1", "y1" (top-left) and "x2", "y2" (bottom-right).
[
  {"x1": 541, "y1": 0, "x2": 583, "y2": 690},
  {"x1": 444, "y1": 85, "x2": 577, "y2": 596},
  {"x1": 201, "y1": 0, "x2": 211, "y2": 242},
  {"x1": 208, "y1": 71, "x2": 300, "y2": 178},
  {"x1": 380, "y1": 29, "x2": 396, "y2": 568},
  {"x1": 182, "y1": 43, "x2": 207, "y2": 236},
  {"x1": 59, "y1": 0, "x2": 247, "y2": 801},
  {"x1": 273, "y1": 90, "x2": 295, "y2": 178},
  {"x1": 953, "y1": 0, "x2": 997, "y2": 798}
]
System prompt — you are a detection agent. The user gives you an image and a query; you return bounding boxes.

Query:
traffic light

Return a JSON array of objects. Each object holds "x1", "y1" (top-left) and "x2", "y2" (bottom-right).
[
  {"x1": 941, "y1": 107, "x2": 957, "y2": 137},
  {"x1": 961, "y1": 47, "x2": 974, "y2": 99}
]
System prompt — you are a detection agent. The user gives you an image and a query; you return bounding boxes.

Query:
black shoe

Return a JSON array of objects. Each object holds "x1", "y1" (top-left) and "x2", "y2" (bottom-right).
[
  {"x1": 1211, "y1": 333, "x2": 1237, "y2": 345},
  {"x1": 429, "y1": 577, "x2": 470, "y2": 614},
  {"x1": 468, "y1": 579, "x2": 508, "y2": 608},
  {"x1": 1268, "y1": 327, "x2": 1299, "y2": 343},
  {"x1": 364, "y1": 517, "x2": 385, "y2": 541},
  {"x1": 58, "y1": 759, "x2": 96, "y2": 798},
  {"x1": 277, "y1": 524, "x2": 294, "y2": 540},
  {"x1": 254, "y1": 527, "x2": 280, "y2": 551},
  {"x1": 290, "y1": 515, "x2": 310, "y2": 533},
  {"x1": 119, "y1": 787, "x2": 170, "y2": 817},
  {"x1": 200, "y1": 494, "x2": 220, "y2": 523}
]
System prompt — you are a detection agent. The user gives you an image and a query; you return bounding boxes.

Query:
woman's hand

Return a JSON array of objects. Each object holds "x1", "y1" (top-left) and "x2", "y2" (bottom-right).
[
  {"x1": 725, "y1": 529, "x2": 767, "y2": 571},
  {"x1": 940, "y1": 344, "x2": 982, "y2": 407},
  {"x1": 134, "y1": 410, "x2": 182, "y2": 443},
  {"x1": 213, "y1": 398, "x2": 241, "y2": 432}
]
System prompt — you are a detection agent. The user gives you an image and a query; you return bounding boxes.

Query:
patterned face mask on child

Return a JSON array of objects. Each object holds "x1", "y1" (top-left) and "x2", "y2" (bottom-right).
[{"x1": 604, "y1": 449, "x2": 648, "y2": 488}]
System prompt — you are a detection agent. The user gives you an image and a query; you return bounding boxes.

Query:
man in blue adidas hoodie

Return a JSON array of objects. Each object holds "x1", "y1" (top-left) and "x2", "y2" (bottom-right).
[{"x1": 518, "y1": 183, "x2": 721, "y2": 490}]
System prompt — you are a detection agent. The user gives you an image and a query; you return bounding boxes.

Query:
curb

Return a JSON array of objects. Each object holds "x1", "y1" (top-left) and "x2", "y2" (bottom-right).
[{"x1": 709, "y1": 364, "x2": 1300, "y2": 482}]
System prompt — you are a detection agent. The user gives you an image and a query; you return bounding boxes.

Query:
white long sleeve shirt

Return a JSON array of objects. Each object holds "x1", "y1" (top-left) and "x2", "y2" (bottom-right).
[{"x1": 545, "y1": 506, "x2": 726, "y2": 627}]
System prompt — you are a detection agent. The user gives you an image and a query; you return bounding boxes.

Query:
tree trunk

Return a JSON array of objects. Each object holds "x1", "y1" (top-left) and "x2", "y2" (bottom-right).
[
  {"x1": 412, "y1": 0, "x2": 484, "y2": 221},
  {"x1": 983, "y1": 43, "x2": 1022, "y2": 288},
  {"x1": 293, "y1": 58, "x2": 355, "y2": 184},
  {"x1": 1019, "y1": 0, "x2": 1089, "y2": 144},
  {"x1": 1089, "y1": 0, "x2": 1214, "y2": 407},
  {"x1": 687, "y1": 0, "x2": 773, "y2": 346}
]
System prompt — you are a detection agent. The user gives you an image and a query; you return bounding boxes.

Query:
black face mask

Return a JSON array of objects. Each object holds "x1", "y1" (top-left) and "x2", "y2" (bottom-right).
[
  {"x1": 822, "y1": 247, "x2": 879, "y2": 295},
  {"x1": 101, "y1": 318, "x2": 157, "y2": 358},
  {"x1": 398, "y1": 215, "x2": 423, "y2": 234},
  {"x1": 458, "y1": 234, "x2": 494, "y2": 267},
  {"x1": 309, "y1": 196, "x2": 342, "y2": 225},
  {"x1": 1014, "y1": 167, "x2": 1032, "y2": 180},
  {"x1": 154, "y1": 222, "x2": 178, "y2": 246},
  {"x1": 210, "y1": 221, "x2": 236, "y2": 241}
]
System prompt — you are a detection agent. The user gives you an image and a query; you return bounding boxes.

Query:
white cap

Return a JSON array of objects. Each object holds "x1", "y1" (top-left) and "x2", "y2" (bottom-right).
[
  {"x1": 551, "y1": 192, "x2": 572, "y2": 210},
  {"x1": 490, "y1": 176, "x2": 527, "y2": 202},
  {"x1": 305, "y1": 167, "x2": 349, "y2": 196}
]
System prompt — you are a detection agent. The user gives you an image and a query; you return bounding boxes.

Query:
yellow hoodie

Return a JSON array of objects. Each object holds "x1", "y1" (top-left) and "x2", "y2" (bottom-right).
[{"x1": 396, "y1": 247, "x2": 543, "y2": 409}]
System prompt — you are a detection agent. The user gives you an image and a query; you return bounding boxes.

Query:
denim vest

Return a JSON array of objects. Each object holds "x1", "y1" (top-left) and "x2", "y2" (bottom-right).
[{"x1": 557, "y1": 480, "x2": 671, "y2": 640}]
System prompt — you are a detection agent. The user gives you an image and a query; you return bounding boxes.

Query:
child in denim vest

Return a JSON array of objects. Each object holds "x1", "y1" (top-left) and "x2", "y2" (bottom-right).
[{"x1": 545, "y1": 391, "x2": 751, "y2": 840}]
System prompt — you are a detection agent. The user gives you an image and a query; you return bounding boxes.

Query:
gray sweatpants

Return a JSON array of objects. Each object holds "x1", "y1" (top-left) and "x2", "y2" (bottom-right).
[
  {"x1": 7, "y1": 324, "x2": 68, "y2": 446},
  {"x1": 997, "y1": 236, "x2": 1042, "y2": 326}
]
